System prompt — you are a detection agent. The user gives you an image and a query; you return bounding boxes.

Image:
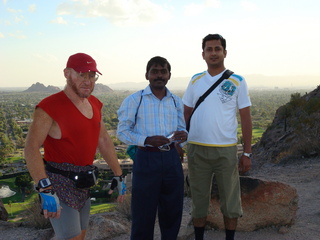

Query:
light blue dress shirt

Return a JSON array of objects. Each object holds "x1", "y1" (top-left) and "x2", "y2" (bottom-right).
[{"x1": 117, "y1": 85, "x2": 186, "y2": 147}]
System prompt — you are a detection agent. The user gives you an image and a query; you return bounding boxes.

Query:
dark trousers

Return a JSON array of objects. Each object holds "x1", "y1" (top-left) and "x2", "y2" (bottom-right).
[{"x1": 130, "y1": 147, "x2": 184, "y2": 240}]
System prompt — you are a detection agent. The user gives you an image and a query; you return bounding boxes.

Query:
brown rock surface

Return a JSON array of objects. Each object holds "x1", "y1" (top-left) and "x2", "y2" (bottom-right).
[{"x1": 207, "y1": 177, "x2": 298, "y2": 231}]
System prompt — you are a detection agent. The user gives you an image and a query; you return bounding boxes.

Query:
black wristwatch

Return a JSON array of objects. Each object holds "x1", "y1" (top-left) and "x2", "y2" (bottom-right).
[
  {"x1": 36, "y1": 178, "x2": 52, "y2": 191},
  {"x1": 243, "y1": 152, "x2": 252, "y2": 158}
]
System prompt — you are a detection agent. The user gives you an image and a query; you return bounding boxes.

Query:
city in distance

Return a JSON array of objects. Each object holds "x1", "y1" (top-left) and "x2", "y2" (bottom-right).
[{"x1": 1, "y1": 74, "x2": 319, "y2": 92}]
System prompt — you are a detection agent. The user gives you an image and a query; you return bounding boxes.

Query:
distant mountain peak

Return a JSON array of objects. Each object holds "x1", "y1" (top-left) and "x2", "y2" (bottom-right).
[
  {"x1": 23, "y1": 82, "x2": 113, "y2": 94},
  {"x1": 23, "y1": 82, "x2": 61, "y2": 93},
  {"x1": 92, "y1": 83, "x2": 113, "y2": 95}
]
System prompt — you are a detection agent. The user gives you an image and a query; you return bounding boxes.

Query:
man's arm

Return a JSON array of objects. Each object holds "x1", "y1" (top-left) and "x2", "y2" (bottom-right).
[
  {"x1": 98, "y1": 119, "x2": 122, "y2": 176},
  {"x1": 238, "y1": 106, "x2": 252, "y2": 173},
  {"x1": 98, "y1": 119, "x2": 125, "y2": 202},
  {"x1": 24, "y1": 107, "x2": 61, "y2": 219},
  {"x1": 184, "y1": 105, "x2": 193, "y2": 127},
  {"x1": 24, "y1": 107, "x2": 53, "y2": 184}
]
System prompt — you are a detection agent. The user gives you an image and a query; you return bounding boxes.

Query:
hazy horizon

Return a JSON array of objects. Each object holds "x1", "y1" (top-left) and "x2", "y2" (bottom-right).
[{"x1": 1, "y1": 73, "x2": 318, "y2": 92}]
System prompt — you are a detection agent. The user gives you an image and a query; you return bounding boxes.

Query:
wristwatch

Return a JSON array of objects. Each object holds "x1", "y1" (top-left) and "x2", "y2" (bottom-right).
[
  {"x1": 36, "y1": 178, "x2": 52, "y2": 191},
  {"x1": 243, "y1": 152, "x2": 252, "y2": 158}
]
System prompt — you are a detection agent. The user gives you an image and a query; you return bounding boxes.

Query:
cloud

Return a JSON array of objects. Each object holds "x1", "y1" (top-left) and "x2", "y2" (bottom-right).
[
  {"x1": 0, "y1": 32, "x2": 4, "y2": 38},
  {"x1": 33, "y1": 53, "x2": 59, "y2": 63},
  {"x1": 184, "y1": 3, "x2": 205, "y2": 17},
  {"x1": 241, "y1": 0, "x2": 258, "y2": 11},
  {"x1": 8, "y1": 30, "x2": 27, "y2": 39},
  {"x1": 56, "y1": 0, "x2": 171, "y2": 26},
  {"x1": 14, "y1": 15, "x2": 24, "y2": 23},
  {"x1": 184, "y1": 0, "x2": 220, "y2": 16},
  {"x1": 205, "y1": 0, "x2": 221, "y2": 8},
  {"x1": 51, "y1": 16, "x2": 68, "y2": 25},
  {"x1": 28, "y1": 4, "x2": 36, "y2": 13},
  {"x1": 7, "y1": 7, "x2": 21, "y2": 13}
]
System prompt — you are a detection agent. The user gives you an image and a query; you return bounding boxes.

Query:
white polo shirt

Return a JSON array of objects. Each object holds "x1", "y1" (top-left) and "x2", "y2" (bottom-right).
[{"x1": 182, "y1": 70, "x2": 251, "y2": 146}]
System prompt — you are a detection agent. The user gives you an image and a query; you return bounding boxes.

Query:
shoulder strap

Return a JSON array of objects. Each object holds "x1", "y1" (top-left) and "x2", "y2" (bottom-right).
[
  {"x1": 134, "y1": 90, "x2": 144, "y2": 124},
  {"x1": 186, "y1": 69, "x2": 233, "y2": 131}
]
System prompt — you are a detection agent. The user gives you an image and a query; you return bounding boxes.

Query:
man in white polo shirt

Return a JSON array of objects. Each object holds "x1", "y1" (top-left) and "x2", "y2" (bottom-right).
[{"x1": 182, "y1": 34, "x2": 252, "y2": 240}]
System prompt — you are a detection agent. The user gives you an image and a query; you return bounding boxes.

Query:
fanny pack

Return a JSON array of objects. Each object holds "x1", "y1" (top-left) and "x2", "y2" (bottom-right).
[{"x1": 45, "y1": 164, "x2": 99, "y2": 188}]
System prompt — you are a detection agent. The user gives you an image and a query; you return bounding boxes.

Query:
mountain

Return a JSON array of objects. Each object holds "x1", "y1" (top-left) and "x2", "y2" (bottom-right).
[
  {"x1": 252, "y1": 85, "x2": 320, "y2": 165},
  {"x1": 23, "y1": 82, "x2": 61, "y2": 93},
  {"x1": 92, "y1": 83, "x2": 113, "y2": 95},
  {"x1": 22, "y1": 82, "x2": 113, "y2": 95}
]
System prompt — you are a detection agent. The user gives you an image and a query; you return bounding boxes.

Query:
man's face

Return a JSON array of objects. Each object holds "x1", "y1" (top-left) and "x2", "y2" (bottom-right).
[
  {"x1": 66, "y1": 69, "x2": 96, "y2": 98},
  {"x1": 145, "y1": 63, "x2": 171, "y2": 90},
  {"x1": 202, "y1": 39, "x2": 227, "y2": 68}
]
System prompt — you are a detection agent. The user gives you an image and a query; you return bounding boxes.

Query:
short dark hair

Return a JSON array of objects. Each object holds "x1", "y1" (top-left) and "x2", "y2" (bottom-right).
[
  {"x1": 146, "y1": 56, "x2": 171, "y2": 73},
  {"x1": 202, "y1": 34, "x2": 226, "y2": 50}
]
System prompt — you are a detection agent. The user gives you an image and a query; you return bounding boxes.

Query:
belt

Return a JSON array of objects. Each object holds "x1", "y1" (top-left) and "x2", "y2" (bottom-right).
[
  {"x1": 138, "y1": 142, "x2": 175, "y2": 152},
  {"x1": 45, "y1": 164, "x2": 79, "y2": 180},
  {"x1": 45, "y1": 164, "x2": 98, "y2": 180}
]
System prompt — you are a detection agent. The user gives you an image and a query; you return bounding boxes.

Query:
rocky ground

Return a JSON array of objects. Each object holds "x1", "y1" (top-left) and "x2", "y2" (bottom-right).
[
  {"x1": 1, "y1": 157, "x2": 320, "y2": 240},
  {"x1": 111, "y1": 157, "x2": 320, "y2": 240}
]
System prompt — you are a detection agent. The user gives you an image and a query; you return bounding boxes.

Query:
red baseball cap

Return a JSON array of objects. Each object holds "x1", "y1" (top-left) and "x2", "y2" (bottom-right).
[{"x1": 66, "y1": 53, "x2": 102, "y2": 75}]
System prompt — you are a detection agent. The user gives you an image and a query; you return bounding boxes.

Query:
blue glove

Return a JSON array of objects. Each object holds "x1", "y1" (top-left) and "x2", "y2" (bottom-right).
[
  {"x1": 39, "y1": 190, "x2": 60, "y2": 213},
  {"x1": 110, "y1": 176, "x2": 126, "y2": 195}
]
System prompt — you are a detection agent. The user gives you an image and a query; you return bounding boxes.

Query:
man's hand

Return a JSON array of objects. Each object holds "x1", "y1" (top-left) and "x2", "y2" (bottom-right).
[
  {"x1": 175, "y1": 142, "x2": 184, "y2": 162},
  {"x1": 239, "y1": 155, "x2": 252, "y2": 175},
  {"x1": 39, "y1": 189, "x2": 61, "y2": 219},
  {"x1": 172, "y1": 131, "x2": 188, "y2": 143},
  {"x1": 108, "y1": 176, "x2": 126, "y2": 202}
]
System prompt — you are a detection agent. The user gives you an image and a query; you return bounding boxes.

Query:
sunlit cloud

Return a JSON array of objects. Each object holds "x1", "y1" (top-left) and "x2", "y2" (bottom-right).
[
  {"x1": 0, "y1": 32, "x2": 4, "y2": 38},
  {"x1": 33, "y1": 53, "x2": 59, "y2": 63},
  {"x1": 205, "y1": 0, "x2": 221, "y2": 8},
  {"x1": 184, "y1": 0, "x2": 220, "y2": 16},
  {"x1": 14, "y1": 15, "x2": 24, "y2": 23},
  {"x1": 51, "y1": 16, "x2": 68, "y2": 25},
  {"x1": 7, "y1": 7, "x2": 21, "y2": 13},
  {"x1": 241, "y1": 0, "x2": 258, "y2": 11},
  {"x1": 8, "y1": 30, "x2": 27, "y2": 39},
  {"x1": 28, "y1": 4, "x2": 36, "y2": 13},
  {"x1": 184, "y1": 3, "x2": 205, "y2": 17},
  {"x1": 56, "y1": 0, "x2": 172, "y2": 26}
]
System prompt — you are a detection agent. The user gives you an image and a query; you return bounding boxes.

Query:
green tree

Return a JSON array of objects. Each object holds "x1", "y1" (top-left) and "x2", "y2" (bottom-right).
[
  {"x1": 0, "y1": 134, "x2": 15, "y2": 163},
  {"x1": 15, "y1": 173, "x2": 33, "y2": 202}
]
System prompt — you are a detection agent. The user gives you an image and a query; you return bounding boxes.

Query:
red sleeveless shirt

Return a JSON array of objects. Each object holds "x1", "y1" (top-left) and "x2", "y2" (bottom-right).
[{"x1": 37, "y1": 91, "x2": 102, "y2": 166}]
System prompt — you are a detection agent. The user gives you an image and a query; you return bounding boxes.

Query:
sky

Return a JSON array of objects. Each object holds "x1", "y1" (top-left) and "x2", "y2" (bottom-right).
[{"x1": 1, "y1": 0, "x2": 320, "y2": 88}]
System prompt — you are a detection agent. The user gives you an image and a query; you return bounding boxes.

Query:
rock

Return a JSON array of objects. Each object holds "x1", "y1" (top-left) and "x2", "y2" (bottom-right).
[
  {"x1": 0, "y1": 206, "x2": 8, "y2": 221},
  {"x1": 278, "y1": 226, "x2": 290, "y2": 234},
  {"x1": 86, "y1": 211, "x2": 131, "y2": 240},
  {"x1": 252, "y1": 86, "x2": 320, "y2": 165},
  {"x1": 207, "y1": 176, "x2": 298, "y2": 231},
  {"x1": 0, "y1": 199, "x2": 9, "y2": 221}
]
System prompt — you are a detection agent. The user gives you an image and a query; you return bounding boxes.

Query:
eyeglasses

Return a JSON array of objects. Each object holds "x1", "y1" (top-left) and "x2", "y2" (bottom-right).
[
  {"x1": 158, "y1": 133, "x2": 175, "y2": 151},
  {"x1": 158, "y1": 144, "x2": 171, "y2": 151},
  {"x1": 76, "y1": 72, "x2": 99, "y2": 82}
]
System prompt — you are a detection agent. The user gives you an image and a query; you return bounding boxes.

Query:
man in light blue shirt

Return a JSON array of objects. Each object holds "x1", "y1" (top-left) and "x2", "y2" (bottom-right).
[{"x1": 117, "y1": 56, "x2": 187, "y2": 240}]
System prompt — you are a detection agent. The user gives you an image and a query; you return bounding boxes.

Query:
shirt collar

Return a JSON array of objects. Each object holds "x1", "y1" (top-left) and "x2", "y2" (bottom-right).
[{"x1": 143, "y1": 85, "x2": 173, "y2": 98}]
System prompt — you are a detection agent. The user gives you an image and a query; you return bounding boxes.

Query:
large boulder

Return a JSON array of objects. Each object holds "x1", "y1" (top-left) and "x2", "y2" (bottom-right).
[
  {"x1": 207, "y1": 176, "x2": 298, "y2": 231},
  {"x1": 86, "y1": 211, "x2": 131, "y2": 240}
]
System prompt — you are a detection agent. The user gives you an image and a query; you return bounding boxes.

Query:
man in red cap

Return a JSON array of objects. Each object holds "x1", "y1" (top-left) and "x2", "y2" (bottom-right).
[{"x1": 24, "y1": 53, "x2": 125, "y2": 240}]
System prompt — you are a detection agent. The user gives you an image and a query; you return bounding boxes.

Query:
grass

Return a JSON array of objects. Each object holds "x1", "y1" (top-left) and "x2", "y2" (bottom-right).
[
  {"x1": 90, "y1": 202, "x2": 116, "y2": 214},
  {"x1": 252, "y1": 127, "x2": 265, "y2": 137},
  {"x1": 3, "y1": 195, "x2": 117, "y2": 221},
  {"x1": 237, "y1": 126, "x2": 264, "y2": 143}
]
